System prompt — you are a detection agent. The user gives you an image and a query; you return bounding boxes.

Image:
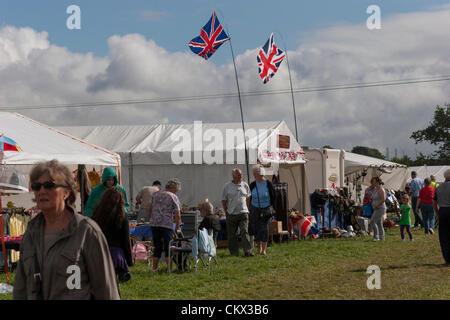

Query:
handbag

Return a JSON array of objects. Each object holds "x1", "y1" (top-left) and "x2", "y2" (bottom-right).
[
  {"x1": 254, "y1": 181, "x2": 274, "y2": 221},
  {"x1": 363, "y1": 203, "x2": 373, "y2": 218}
]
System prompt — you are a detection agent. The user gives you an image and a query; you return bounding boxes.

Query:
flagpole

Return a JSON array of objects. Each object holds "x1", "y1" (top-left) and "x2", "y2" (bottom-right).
[
  {"x1": 228, "y1": 37, "x2": 251, "y2": 184},
  {"x1": 275, "y1": 31, "x2": 299, "y2": 142},
  {"x1": 218, "y1": 11, "x2": 250, "y2": 184}
]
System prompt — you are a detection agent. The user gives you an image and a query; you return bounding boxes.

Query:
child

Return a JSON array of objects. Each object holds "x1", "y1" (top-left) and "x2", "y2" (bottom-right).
[{"x1": 397, "y1": 194, "x2": 414, "y2": 242}]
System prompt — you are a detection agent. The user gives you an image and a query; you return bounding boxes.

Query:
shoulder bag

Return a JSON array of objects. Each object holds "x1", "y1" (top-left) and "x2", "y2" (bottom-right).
[{"x1": 255, "y1": 180, "x2": 274, "y2": 221}]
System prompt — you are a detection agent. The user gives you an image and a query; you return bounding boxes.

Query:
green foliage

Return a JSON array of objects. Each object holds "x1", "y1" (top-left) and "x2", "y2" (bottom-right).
[
  {"x1": 410, "y1": 104, "x2": 450, "y2": 162},
  {"x1": 351, "y1": 146, "x2": 385, "y2": 160}
]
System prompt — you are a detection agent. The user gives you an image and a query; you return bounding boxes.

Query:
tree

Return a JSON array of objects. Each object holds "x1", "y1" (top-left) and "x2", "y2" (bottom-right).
[
  {"x1": 390, "y1": 155, "x2": 411, "y2": 166},
  {"x1": 410, "y1": 104, "x2": 450, "y2": 162},
  {"x1": 322, "y1": 145, "x2": 333, "y2": 149},
  {"x1": 351, "y1": 146, "x2": 385, "y2": 160}
]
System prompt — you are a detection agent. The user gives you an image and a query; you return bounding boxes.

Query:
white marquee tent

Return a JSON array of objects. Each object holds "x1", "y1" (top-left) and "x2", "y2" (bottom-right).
[
  {"x1": 344, "y1": 152, "x2": 408, "y2": 191},
  {"x1": 407, "y1": 165, "x2": 450, "y2": 184},
  {"x1": 58, "y1": 121, "x2": 311, "y2": 213},
  {"x1": 1, "y1": 112, "x2": 121, "y2": 208}
]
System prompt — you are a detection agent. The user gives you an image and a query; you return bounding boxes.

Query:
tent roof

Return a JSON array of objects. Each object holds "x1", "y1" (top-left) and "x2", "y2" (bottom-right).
[
  {"x1": 408, "y1": 165, "x2": 450, "y2": 184},
  {"x1": 58, "y1": 120, "x2": 305, "y2": 165},
  {"x1": 1, "y1": 112, "x2": 120, "y2": 167},
  {"x1": 344, "y1": 152, "x2": 408, "y2": 190},
  {"x1": 344, "y1": 152, "x2": 406, "y2": 175}
]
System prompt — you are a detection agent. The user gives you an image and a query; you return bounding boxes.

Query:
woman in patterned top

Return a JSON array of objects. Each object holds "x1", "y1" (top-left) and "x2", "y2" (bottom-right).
[{"x1": 148, "y1": 179, "x2": 182, "y2": 272}]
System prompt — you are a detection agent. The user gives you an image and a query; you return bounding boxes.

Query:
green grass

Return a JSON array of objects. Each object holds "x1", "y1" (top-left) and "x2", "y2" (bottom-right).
[{"x1": 1, "y1": 227, "x2": 449, "y2": 300}]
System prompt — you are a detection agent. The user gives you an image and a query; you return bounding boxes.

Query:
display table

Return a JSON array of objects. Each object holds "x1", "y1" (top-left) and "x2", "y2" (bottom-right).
[
  {"x1": 129, "y1": 224, "x2": 152, "y2": 238},
  {"x1": 129, "y1": 223, "x2": 183, "y2": 239}
]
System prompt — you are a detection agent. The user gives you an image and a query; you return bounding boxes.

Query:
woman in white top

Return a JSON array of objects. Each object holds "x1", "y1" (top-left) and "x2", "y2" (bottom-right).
[{"x1": 369, "y1": 177, "x2": 386, "y2": 241}]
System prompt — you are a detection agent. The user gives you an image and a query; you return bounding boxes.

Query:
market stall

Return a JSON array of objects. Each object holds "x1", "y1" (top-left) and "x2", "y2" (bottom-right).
[{"x1": 58, "y1": 120, "x2": 310, "y2": 217}]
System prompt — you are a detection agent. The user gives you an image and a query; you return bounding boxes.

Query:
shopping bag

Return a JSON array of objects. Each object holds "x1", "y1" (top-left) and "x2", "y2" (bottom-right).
[
  {"x1": 198, "y1": 228, "x2": 211, "y2": 254},
  {"x1": 208, "y1": 233, "x2": 216, "y2": 257},
  {"x1": 363, "y1": 203, "x2": 373, "y2": 218}
]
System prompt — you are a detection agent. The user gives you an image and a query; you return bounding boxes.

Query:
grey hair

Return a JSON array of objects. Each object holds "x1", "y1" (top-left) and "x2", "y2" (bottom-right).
[
  {"x1": 444, "y1": 169, "x2": 450, "y2": 180},
  {"x1": 165, "y1": 178, "x2": 181, "y2": 191},
  {"x1": 252, "y1": 165, "x2": 262, "y2": 175},
  {"x1": 424, "y1": 178, "x2": 431, "y2": 186}
]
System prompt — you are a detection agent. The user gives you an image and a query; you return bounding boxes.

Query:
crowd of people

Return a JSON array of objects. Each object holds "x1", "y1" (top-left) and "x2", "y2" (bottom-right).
[
  {"x1": 364, "y1": 170, "x2": 450, "y2": 265},
  {"x1": 10, "y1": 160, "x2": 450, "y2": 300}
]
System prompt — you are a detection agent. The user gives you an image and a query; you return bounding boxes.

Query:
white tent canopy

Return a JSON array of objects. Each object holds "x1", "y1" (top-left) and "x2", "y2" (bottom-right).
[
  {"x1": 1, "y1": 112, "x2": 121, "y2": 168},
  {"x1": 1, "y1": 112, "x2": 121, "y2": 208},
  {"x1": 407, "y1": 166, "x2": 450, "y2": 184},
  {"x1": 58, "y1": 121, "x2": 310, "y2": 213},
  {"x1": 344, "y1": 152, "x2": 408, "y2": 191}
]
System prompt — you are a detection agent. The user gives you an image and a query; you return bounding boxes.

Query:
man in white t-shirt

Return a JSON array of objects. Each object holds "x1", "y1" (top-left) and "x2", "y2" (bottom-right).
[{"x1": 221, "y1": 168, "x2": 254, "y2": 257}]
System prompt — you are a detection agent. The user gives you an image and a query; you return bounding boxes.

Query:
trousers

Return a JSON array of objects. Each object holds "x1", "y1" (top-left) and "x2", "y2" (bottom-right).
[{"x1": 226, "y1": 213, "x2": 252, "y2": 256}]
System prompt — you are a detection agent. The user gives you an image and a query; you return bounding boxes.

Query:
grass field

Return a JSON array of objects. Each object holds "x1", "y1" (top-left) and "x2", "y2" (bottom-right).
[{"x1": 1, "y1": 227, "x2": 449, "y2": 300}]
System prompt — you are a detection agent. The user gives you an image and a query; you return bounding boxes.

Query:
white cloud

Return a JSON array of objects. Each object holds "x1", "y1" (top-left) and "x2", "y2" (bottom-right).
[
  {"x1": 1, "y1": 5, "x2": 450, "y2": 158},
  {"x1": 139, "y1": 10, "x2": 168, "y2": 22}
]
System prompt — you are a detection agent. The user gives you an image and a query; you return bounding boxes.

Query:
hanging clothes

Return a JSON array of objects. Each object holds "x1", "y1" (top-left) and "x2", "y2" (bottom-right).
[
  {"x1": 9, "y1": 212, "x2": 30, "y2": 262},
  {"x1": 273, "y1": 183, "x2": 289, "y2": 230}
]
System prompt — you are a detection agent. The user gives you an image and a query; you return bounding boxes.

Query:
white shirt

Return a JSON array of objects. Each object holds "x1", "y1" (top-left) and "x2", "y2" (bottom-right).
[{"x1": 222, "y1": 181, "x2": 251, "y2": 215}]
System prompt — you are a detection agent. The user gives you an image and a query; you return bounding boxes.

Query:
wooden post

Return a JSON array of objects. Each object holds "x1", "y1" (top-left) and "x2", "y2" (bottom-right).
[{"x1": 78, "y1": 164, "x2": 86, "y2": 215}]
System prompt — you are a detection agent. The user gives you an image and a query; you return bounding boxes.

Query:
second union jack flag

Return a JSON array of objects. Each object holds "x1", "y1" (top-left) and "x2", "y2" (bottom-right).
[
  {"x1": 257, "y1": 33, "x2": 286, "y2": 84},
  {"x1": 188, "y1": 11, "x2": 230, "y2": 60}
]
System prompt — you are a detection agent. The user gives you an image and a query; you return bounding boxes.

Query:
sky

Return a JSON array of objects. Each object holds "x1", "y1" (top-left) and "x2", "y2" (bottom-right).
[{"x1": 0, "y1": 0, "x2": 449, "y2": 159}]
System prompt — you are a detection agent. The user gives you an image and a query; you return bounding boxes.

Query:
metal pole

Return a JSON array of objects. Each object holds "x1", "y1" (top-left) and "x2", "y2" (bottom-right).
[
  {"x1": 229, "y1": 38, "x2": 250, "y2": 183},
  {"x1": 275, "y1": 31, "x2": 299, "y2": 142}
]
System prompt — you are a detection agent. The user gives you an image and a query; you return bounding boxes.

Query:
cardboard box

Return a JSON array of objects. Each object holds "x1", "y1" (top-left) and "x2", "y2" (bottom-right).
[{"x1": 269, "y1": 221, "x2": 282, "y2": 235}]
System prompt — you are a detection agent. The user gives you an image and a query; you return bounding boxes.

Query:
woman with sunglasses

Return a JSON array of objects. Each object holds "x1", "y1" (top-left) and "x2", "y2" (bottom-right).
[{"x1": 13, "y1": 160, "x2": 120, "y2": 300}]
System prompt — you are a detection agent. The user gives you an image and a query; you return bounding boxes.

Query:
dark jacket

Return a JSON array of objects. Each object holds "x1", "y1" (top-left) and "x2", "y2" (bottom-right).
[
  {"x1": 249, "y1": 179, "x2": 275, "y2": 208},
  {"x1": 101, "y1": 218, "x2": 133, "y2": 267},
  {"x1": 13, "y1": 208, "x2": 120, "y2": 300},
  {"x1": 199, "y1": 215, "x2": 221, "y2": 233}
]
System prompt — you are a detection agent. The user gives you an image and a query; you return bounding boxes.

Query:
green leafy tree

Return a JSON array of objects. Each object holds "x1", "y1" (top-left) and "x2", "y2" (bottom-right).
[
  {"x1": 351, "y1": 146, "x2": 385, "y2": 160},
  {"x1": 390, "y1": 156, "x2": 411, "y2": 166},
  {"x1": 410, "y1": 104, "x2": 450, "y2": 162},
  {"x1": 322, "y1": 145, "x2": 333, "y2": 149}
]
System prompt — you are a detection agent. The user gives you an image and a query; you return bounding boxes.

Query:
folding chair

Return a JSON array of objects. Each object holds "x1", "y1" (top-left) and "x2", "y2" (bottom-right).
[
  {"x1": 168, "y1": 231, "x2": 195, "y2": 273},
  {"x1": 168, "y1": 228, "x2": 218, "y2": 273},
  {"x1": 167, "y1": 213, "x2": 199, "y2": 273},
  {"x1": 194, "y1": 228, "x2": 218, "y2": 272}
]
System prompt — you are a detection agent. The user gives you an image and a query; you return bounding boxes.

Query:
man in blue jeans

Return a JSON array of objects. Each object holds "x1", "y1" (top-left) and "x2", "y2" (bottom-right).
[{"x1": 409, "y1": 171, "x2": 424, "y2": 228}]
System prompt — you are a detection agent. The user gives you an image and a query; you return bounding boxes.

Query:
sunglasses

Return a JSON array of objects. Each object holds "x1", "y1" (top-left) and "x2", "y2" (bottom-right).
[{"x1": 31, "y1": 181, "x2": 67, "y2": 191}]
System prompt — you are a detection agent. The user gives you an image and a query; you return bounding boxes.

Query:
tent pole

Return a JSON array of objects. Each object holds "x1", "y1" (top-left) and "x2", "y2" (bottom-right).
[
  {"x1": 78, "y1": 164, "x2": 86, "y2": 215},
  {"x1": 129, "y1": 152, "x2": 134, "y2": 210}
]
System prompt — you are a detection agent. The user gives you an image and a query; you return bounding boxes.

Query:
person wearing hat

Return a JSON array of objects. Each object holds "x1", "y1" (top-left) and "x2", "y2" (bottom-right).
[
  {"x1": 433, "y1": 169, "x2": 450, "y2": 265},
  {"x1": 85, "y1": 167, "x2": 130, "y2": 217}
]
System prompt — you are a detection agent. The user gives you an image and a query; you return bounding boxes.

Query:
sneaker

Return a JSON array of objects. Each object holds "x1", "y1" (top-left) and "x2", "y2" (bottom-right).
[
  {"x1": 401, "y1": 239, "x2": 405, "y2": 242},
  {"x1": 373, "y1": 238, "x2": 379, "y2": 242},
  {"x1": 429, "y1": 228, "x2": 434, "y2": 235},
  {"x1": 410, "y1": 239, "x2": 414, "y2": 242},
  {"x1": 244, "y1": 251, "x2": 255, "y2": 257}
]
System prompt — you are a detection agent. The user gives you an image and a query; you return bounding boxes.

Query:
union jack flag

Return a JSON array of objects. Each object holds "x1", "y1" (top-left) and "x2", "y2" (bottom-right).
[
  {"x1": 188, "y1": 11, "x2": 230, "y2": 60},
  {"x1": 257, "y1": 33, "x2": 286, "y2": 84}
]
